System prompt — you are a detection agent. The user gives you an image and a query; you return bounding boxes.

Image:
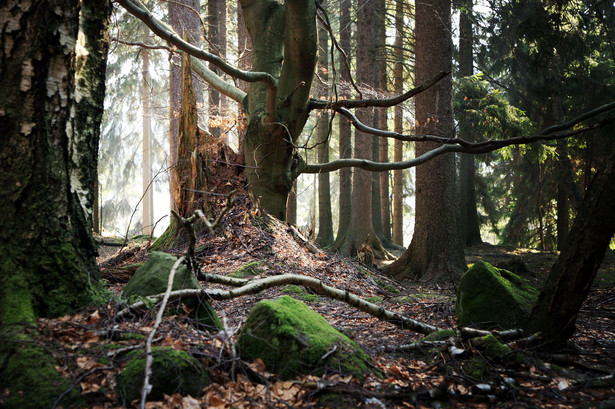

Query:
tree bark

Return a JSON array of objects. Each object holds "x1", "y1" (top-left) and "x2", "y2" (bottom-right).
[
  {"x1": 142, "y1": 31, "x2": 154, "y2": 235},
  {"x1": 208, "y1": 0, "x2": 227, "y2": 140},
  {"x1": 527, "y1": 132, "x2": 615, "y2": 345},
  {"x1": 169, "y1": 0, "x2": 202, "y2": 212},
  {"x1": 385, "y1": 0, "x2": 467, "y2": 281},
  {"x1": 0, "y1": 1, "x2": 112, "y2": 406},
  {"x1": 315, "y1": 19, "x2": 334, "y2": 247},
  {"x1": 458, "y1": 0, "x2": 482, "y2": 247},
  {"x1": 334, "y1": 0, "x2": 353, "y2": 245},
  {"x1": 392, "y1": 0, "x2": 405, "y2": 247},
  {"x1": 241, "y1": 0, "x2": 318, "y2": 220}
]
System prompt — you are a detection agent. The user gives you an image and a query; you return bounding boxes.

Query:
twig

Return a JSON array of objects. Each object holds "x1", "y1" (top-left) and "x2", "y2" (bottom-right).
[{"x1": 139, "y1": 256, "x2": 186, "y2": 409}]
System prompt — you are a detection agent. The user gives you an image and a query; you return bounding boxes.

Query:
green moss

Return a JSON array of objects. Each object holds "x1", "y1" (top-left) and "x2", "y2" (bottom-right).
[
  {"x1": 424, "y1": 329, "x2": 457, "y2": 342},
  {"x1": 365, "y1": 296, "x2": 383, "y2": 304},
  {"x1": 0, "y1": 344, "x2": 78, "y2": 409},
  {"x1": 374, "y1": 278, "x2": 401, "y2": 294},
  {"x1": 238, "y1": 296, "x2": 371, "y2": 380},
  {"x1": 465, "y1": 357, "x2": 489, "y2": 380},
  {"x1": 123, "y1": 252, "x2": 222, "y2": 331},
  {"x1": 281, "y1": 285, "x2": 320, "y2": 302},
  {"x1": 116, "y1": 347, "x2": 210, "y2": 404},
  {"x1": 229, "y1": 262, "x2": 263, "y2": 278},
  {"x1": 472, "y1": 334, "x2": 511, "y2": 357},
  {"x1": 456, "y1": 261, "x2": 538, "y2": 328}
]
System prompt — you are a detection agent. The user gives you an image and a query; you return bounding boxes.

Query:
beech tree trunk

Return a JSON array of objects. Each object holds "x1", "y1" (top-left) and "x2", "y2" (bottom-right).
[
  {"x1": 385, "y1": 0, "x2": 467, "y2": 281},
  {"x1": 241, "y1": 0, "x2": 318, "y2": 220},
  {"x1": 527, "y1": 133, "x2": 615, "y2": 345},
  {"x1": 208, "y1": 0, "x2": 227, "y2": 140},
  {"x1": 0, "y1": 1, "x2": 112, "y2": 407}
]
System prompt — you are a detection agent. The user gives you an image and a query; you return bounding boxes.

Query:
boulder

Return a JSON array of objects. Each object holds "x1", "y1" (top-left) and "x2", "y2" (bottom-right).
[
  {"x1": 123, "y1": 251, "x2": 221, "y2": 331},
  {"x1": 116, "y1": 347, "x2": 209, "y2": 404},
  {"x1": 456, "y1": 261, "x2": 538, "y2": 329},
  {"x1": 238, "y1": 296, "x2": 371, "y2": 380}
]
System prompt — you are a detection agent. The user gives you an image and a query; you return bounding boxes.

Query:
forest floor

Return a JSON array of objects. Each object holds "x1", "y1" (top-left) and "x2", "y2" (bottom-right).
[
  {"x1": 38, "y1": 145, "x2": 615, "y2": 408},
  {"x1": 37, "y1": 193, "x2": 615, "y2": 409}
]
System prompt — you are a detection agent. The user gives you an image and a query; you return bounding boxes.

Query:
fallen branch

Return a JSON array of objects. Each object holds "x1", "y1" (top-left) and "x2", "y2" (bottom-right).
[{"x1": 118, "y1": 273, "x2": 439, "y2": 335}]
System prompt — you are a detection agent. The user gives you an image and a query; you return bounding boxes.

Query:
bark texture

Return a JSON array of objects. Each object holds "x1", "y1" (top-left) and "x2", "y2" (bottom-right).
[
  {"x1": 526, "y1": 132, "x2": 615, "y2": 345},
  {"x1": 385, "y1": 0, "x2": 467, "y2": 281},
  {"x1": 391, "y1": 0, "x2": 405, "y2": 246},
  {"x1": 0, "y1": 1, "x2": 112, "y2": 407}
]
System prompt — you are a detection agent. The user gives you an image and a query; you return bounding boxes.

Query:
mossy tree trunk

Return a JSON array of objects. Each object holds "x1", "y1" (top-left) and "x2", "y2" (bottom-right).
[
  {"x1": 240, "y1": 0, "x2": 318, "y2": 221},
  {"x1": 0, "y1": 1, "x2": 112, "y2": 407},
  {"x1": 526, "y1": 134, "x2": 615, "y2": 346}
]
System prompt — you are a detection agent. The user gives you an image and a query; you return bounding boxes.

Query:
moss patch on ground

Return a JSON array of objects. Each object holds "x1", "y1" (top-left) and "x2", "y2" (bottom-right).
[
  {"x1": 116, "y1": 347, "x2": 210, "y2": 404},
  {"x1": 229, "y1": 261, "x2": 263, "y2": 278},
  {"x1": 281, "y1": 285, "x2": 320, "y2": 302},
  {"x1": 456, "y1": 261, "x2": 538, "y2": 329},
  {"x1": 238, "y1": 296, "x2": 372, "y2": 380}
]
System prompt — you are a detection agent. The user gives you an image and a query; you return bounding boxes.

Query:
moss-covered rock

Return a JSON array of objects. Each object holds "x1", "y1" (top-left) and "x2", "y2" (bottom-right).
[
  {"x1": 472, "y1": 334, "x2": 511, "y2": 357},
  {"x1": 116, "y1": 347, "x2": 210, "y2": 404},
  {"x1": 229, "y1": 261, "x2": 263, "y2": 278},
  {"x1": 456, "y1": 261, "x2": 538, "y2": 329},
  {"x1": 238, "y1": 296, "x2": 371, "y2": 380},
  {"x1": 122, "y1": 252, "x2": 221, "y2": 331},
  {"x1": 424, "y1": 329, "x2": 457, "y2": 342},
  {"x1": 281, "y1": 284, "x2": 320, "y2": 302}
]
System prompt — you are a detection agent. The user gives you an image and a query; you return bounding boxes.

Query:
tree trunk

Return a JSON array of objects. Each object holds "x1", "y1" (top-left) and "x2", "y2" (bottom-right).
[
  {"x1": 153, "y1": 53, "x2": 209, "y2": 250},
  {"x1": 527, "y1": 132, "x2": 615, "y2": 345},
  {"x1": 334, "y1": 0, "x2": 353, "y2": 245},
  {"x1": 0, "y1": 1, "x2": 111, "y2": 407},
  {"x1": 208, "y1": 0, "x2": 227, "y2": 140},
  {"x1": 142, "y1": 32, "x2": 154, "y2": 236},
  {"x1": 458, "y1": 0, "x2": 482, "y2": 247},
  {"x1": 337, "y1": 0, "x2": 381, "y2": 256},
  {"x1": 169, "y1": 0, "x2": 202, "y2": 212},
  {"x1": 241, "y1": 0, "x2": 318, "y2": 220},
  {"x1": 315, "y1": 20, "x2": 334, "y2": 247},
  {"x1": 385, "y1": 0, "x2": 467, "y2": 282},
  {"x1": 392, "y1": 0, "x2": 405, "y2": 247},
  {"x1": 236, "y1": 4, "x2": 251, "y2": 157}
]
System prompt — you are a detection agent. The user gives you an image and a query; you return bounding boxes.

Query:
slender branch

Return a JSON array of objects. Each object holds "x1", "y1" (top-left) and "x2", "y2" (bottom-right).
[
  {"x1": 117, "y1": 0, "x2": 276, "y2": 119},
  {"x1": 299, "y1": 102, "x2": 615, "y2": 174},
  {"x1": 309, "y1": 71, "x2": 450, "y2": 110},
  {"x1": 191, "y1": 57, "x2": 246, "y2": 104},
  {"x1": 140, "y1": 256, "x2": 186, "y2": 409}
]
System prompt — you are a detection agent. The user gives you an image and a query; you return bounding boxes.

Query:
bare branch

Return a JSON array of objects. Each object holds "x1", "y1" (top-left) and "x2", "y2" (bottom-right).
[
  {"x1": 299, "y1": 101, "x2": 615, "y2": 174},
  {"x1": 117, "y1": 0, "x2": 276, "y2": 119},
  {"x1": 309, "y1": 71, "x2": 450, "y2": 110}
]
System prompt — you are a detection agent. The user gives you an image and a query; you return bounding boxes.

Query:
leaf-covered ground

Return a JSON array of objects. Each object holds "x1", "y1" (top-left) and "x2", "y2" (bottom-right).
[
  {"x1": 36, "y1": 191, "x2": 615, "y2": 409},
  {"x1": 35, "y1": 149, "x2": 615, "y2": 409}
]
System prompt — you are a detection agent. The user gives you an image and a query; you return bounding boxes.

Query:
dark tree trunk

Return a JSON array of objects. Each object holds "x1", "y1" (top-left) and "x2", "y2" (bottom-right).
[
  {"x1": 0, "y1": 1, "x2": 112, "y2": 407},
  {"x1": 208, "y1": 0, "x2": 227, "y2": 139},
  {"x1": 458, "y1": 0, "x2": 482, "y2": 247},
  {"x1": 527, "y1": 132, "x2": 615, "y2": 345},
  {"x1": 392, "y1": 0, "x2": 405, "y2": 247},
  {"x1": 315, "y1": 19, "x2": 334, "y2": 247},
  {"x1": 385, "y1": 0, "x2": 467, "y2": 281},
  {"x1": 236, "y1": 4, "x2": 252, "y2": 157},
  {"x1": 337, "y1": 0, "x2": 385, "y2": 257},
  {"x1": 334, "y1": 0, "x2": 353, "y2": 245},
  {"x1": 241, "y1": 0, "x2": 318, "y2": 220}
]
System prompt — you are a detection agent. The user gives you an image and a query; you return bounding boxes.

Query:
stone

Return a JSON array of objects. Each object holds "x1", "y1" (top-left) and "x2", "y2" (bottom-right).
[
  {"x1": 456, "y1": 261, "x2": 538, "y2": 329},
  {"x1": 238, "y1": 296, "x2": 371, "y2": 380},
  {"x1": 122, "y1": 251, "x2": 221, "y2": 331},
  {"x1": 116, "y1": 347, "x2": 210, "y2": 404}
]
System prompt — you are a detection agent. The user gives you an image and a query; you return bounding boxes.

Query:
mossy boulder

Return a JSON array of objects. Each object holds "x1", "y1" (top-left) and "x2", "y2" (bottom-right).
[
  {"x1": 229, "y1": 261, "x2": 263, "y2": 278},
  {"x1": 237, "y1": 296, "x2": 371, "y2": 380},
  {"x1": 122, "y1": 251, "x2": 221, "y2": 331},
  {"x1": 456, "y1": 261, "x2": 538, "y2": 329},
  {"x1": 116, "y1": 347, "x2": 210, "y2": 404}
]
